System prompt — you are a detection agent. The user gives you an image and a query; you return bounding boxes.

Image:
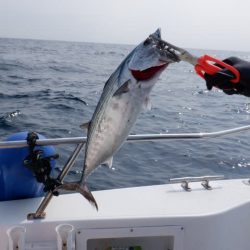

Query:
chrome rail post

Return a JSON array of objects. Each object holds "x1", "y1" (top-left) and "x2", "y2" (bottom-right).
[{"x1": 27, "y1": 143, "x2": 85, "y2": 220}]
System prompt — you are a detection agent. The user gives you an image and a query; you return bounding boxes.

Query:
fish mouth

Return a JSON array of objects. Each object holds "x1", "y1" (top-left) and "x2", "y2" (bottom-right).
[
  {"x1": 128, "y1": 28, "x2": 179, "y2": 81},
  {"x1": 130, "y1": 63, "x2": 168, "y2": 81}
]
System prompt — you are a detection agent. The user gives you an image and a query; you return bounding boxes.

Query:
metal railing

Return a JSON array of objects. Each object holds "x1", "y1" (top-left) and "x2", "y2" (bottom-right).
[
  {"x1": 1, "y1": 124, "x2": 250, "y2": 219},
  {"x1": 1, "y1": 124, "x2": 250, "y2": 149}
]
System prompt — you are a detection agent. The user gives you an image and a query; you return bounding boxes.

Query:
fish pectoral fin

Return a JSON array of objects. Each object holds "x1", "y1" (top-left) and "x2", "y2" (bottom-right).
[
  {"x1": 56, "y1": 182, "x2": 98, "y2": 210},
  {"x1": 101, "y1": 156, "x2": 113, "y2": 168},
  {"x1": 143, "y1": 96, "x2": 152, "y2": 111},
  {"x1": 80, "y1": 121, "x2": 91, "y2": 131},
  {"x1": 113, "y1": 80, "x2": 131, "y2": 96}
]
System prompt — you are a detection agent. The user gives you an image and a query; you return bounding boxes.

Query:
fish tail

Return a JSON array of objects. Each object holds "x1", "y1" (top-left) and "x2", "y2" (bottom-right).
[
  {"x1": 57, "y1": 182, "x2": 98, "y2": 210},
  {"x1": 79, "y1": 182, "x2": 98, "y2": 210}
]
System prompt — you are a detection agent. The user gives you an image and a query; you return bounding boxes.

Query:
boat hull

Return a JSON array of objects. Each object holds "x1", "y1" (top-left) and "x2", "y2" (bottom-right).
[{"x1": 1, "y1": 178, "x2": 250, "y2": 250}]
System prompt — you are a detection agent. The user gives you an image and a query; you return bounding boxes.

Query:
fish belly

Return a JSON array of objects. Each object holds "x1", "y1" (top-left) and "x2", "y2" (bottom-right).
[{"x1": 84, "y1": 90, "x2": 144, "y2": 177}]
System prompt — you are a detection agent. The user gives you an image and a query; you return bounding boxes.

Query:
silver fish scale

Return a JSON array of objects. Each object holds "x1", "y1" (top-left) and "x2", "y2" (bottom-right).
[{"x1": 83, "y1": 80, "x2": 153, "y2": 178}]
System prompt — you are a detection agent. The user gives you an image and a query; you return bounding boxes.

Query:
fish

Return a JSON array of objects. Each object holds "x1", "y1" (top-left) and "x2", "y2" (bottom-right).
[{"x1": 58, "y1": 29, "x2": 179, "y2": 209}]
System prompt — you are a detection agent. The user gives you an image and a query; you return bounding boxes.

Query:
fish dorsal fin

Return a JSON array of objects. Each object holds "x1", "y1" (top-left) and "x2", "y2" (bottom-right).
[
  {"x1": 113, "y1": 80, "x2": 130, "y2": 96},
  {"x1": 80, "y1": 121, "x2": 91, "y2": 131},
  {"x1": 101, "y1": 156, "x2": 113, "y2": 168}
]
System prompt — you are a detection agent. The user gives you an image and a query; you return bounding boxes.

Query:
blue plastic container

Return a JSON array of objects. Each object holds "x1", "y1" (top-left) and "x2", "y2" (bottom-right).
[{"x1": 0, "y1": 132, "x2": 56, "y2": 201}]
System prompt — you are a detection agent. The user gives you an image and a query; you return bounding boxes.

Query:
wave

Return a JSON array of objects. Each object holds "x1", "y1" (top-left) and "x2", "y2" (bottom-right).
[
  {"x1": 0, "y1": 62, "x2": 32, "y2": 71},
  {"x1": 8, "y1": 75, "x2": 27, "y2": 80},
  {"x1": 0, "y1": 90, "x2": 87, "y2": 105},
  {"x1": 0, "y1": 110, "x2": 22, "y2": 129},
  {"x1": 94, "y1": 50, "x2": 125, "y2": 57},
  {"x1": 49, "y1": 65, "x2": 88, "y2": 73},
  {"x1": 46, "y1": 103, "x2": 77, "y2": 111},
  {"x1": 0, "y1": 110, "x2": 21, "y2": 120},
  {"x1": 0, "y1": 91, "x2": 47, "y2": 99},
  {"x1": 52, "y1": 92, "x2": 87, "y2": 105}
]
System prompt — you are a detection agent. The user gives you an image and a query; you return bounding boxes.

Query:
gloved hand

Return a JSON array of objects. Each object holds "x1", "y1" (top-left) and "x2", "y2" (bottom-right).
[{"x1": 204, "y1": 57, "x2": 250, "y2": 97}]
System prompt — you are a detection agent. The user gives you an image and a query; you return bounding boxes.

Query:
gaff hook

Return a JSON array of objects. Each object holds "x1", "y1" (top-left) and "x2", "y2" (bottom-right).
[{"x1": 149, "y1": 34, "x2": 240, "y2": 83}]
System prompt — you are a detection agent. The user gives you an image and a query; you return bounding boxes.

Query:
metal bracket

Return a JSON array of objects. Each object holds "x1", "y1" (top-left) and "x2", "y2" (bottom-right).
[
  {"x1": 27, "y1": 143, "x2": 85, "y2": 220},
  {"x1": 201, "y1": 179, "x2": 212, "y2": 190},
  {"x1": 181, "y1": 181, "x2": 192, "y2": 191},
  {"x1": 170, "y1": 175, "x2": 224, "y2": 191}
]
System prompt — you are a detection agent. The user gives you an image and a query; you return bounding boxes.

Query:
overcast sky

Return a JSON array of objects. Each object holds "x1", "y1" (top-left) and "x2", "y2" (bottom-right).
[{"x1": 0, "y1": 0, "x2": 250, "y2": 51}]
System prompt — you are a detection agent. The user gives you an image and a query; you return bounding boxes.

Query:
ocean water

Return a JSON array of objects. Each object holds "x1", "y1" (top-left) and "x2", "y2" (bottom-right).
[{"x1": 1, "y1": 37, "x2": 250, "y2": 191}]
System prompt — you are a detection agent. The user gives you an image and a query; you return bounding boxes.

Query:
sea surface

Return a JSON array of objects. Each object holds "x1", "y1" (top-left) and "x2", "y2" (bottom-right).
[{"x1": 1, "y1": 37, "x2": 250, "y2": 191}]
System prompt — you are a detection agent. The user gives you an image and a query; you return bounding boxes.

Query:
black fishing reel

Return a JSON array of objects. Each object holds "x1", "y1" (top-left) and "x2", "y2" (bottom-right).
[{"x1": 24, "y1": 132, "x2": 61, "y2": 196}]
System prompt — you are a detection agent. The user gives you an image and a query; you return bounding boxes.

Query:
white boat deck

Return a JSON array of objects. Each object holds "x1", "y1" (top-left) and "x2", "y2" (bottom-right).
[{"x1": 1, "y1": 178, "x2": 250, "y2": 250}]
